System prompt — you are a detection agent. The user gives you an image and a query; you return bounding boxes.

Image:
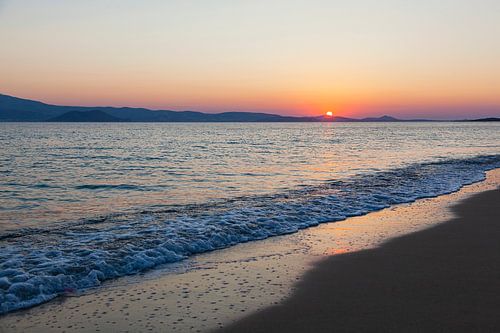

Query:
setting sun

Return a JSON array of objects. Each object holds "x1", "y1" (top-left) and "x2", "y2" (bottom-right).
[{"x1": 326, "y1": 111, "x2": 333, "y2": 117}]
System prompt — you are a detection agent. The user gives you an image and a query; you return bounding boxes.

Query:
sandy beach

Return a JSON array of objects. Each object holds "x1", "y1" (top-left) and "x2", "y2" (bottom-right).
[
  {"x1": 0, "y1": 169, "x2": 498, "y2": 332},
  {"x1": 218, "y1": 183, "x2": 500, "y2": 332}
]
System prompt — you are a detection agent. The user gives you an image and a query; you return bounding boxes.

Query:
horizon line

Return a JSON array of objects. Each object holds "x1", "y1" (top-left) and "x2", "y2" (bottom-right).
[{"x1": 2, "y1": 92, "x2": 500, "y2": 121}]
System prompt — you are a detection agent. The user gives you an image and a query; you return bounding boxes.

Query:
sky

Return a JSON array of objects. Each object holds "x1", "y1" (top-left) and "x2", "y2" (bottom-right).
[{"x1": 1, "y1": 0, "x2": 499, "y2": 119}]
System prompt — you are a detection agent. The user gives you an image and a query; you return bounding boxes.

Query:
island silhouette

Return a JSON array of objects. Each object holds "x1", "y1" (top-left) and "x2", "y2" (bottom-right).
[{"x1": 1, "y1": 93, "x2": 498, "y2": 122}]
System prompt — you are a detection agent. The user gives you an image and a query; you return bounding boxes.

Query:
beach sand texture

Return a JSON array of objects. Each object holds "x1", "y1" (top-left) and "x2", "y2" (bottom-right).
[{"x1": 218, "y1": 181, "x2": 500, "y2": 332}]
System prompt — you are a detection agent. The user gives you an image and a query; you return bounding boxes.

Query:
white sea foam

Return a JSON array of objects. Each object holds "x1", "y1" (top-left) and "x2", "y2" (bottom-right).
[{"x1": 0, "y1": 155, "x2": 499, "y2": 314}]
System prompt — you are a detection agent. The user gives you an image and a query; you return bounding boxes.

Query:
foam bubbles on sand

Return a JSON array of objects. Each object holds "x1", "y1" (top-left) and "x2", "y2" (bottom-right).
[{"x1": 1, "y1": 155, "x2": 499, "y2": 314}]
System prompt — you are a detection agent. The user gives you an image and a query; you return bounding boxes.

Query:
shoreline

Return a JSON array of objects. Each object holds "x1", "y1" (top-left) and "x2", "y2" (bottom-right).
[
  {"x1": 1, "y1": 169, "x2": 499, "y2": 332},
  {"x1": 217, "y1": 185, "x2": 500, "y2": 332}
]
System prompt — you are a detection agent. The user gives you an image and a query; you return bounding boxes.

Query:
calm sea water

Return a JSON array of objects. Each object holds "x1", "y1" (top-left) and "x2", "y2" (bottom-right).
[{"x1": 1, "y1": 122, "x2": 499, "y2": 313}]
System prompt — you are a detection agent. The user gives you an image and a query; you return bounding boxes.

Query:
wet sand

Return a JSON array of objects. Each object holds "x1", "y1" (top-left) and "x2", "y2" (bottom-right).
[
  {"x1": 217, "y1": 187, "x2": 500, "y2": 332},
  {"x1": 1, "y1": 170, "x2": 498, "y2": 332}
]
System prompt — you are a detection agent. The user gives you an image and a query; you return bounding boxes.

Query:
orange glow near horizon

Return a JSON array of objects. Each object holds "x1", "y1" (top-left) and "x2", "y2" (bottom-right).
[
  {"x1": 1, "y1": 1, "x2": 500, "y2": 120},
  {"x1": 1, "y1": 88, "x2": 499, "y2": 120}
]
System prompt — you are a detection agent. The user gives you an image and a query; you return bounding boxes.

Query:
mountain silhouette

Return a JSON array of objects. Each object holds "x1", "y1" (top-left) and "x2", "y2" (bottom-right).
[
  {"x1": 47, "y1": 110, "x2": 127, "y2": 122},
  {"x1": 2, "y1": 93, "x2": 497, "y2": 122}
]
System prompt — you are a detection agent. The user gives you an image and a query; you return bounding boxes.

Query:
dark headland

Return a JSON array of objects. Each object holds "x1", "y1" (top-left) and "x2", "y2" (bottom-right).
[
  {"x1": 1, "y1": 93, "x2": 499, "y2": 122},
  {"x1": 217, "y1": 188, "x2": 500, "y2": 333}
]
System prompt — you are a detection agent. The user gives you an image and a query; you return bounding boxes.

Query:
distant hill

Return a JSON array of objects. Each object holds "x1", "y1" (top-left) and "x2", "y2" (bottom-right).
[
  {"x1": 1, "y1": 93, "x2": 499, "y2": 122},
  {"x1": 0, "y1": 93, "x2": 320, "y2": 122},
  {"x1": 47, "y1": 110, "x2": 127, "y2": 122},
  {"x1": 469, "y1": 117, "x2": 500, "y2": 122},
  {"x1": 359, "y1": 115, "x2": 399, "y2": 122},
  {"x1": 324, "y1": 115, "x2": 434, "y2": 122}
]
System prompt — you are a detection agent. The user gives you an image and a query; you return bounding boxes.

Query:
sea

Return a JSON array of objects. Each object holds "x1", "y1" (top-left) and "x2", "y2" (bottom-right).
[{"x1": 0, "y1": 122, "x2": 499, "y2": 314}]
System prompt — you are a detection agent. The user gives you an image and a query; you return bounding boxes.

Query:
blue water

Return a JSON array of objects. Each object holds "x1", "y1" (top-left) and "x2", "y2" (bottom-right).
[{"x1": 0, "y1": 122, "x2": 499, "y2": 314}]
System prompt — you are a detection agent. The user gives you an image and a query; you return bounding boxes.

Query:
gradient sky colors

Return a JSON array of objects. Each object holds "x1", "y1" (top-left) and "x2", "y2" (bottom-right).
[{"x1": 1, "y1": 0, "x2": 499, "y2": 119}]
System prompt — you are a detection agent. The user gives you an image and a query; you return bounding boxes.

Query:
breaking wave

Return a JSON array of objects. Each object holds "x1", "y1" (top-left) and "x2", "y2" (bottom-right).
[{"x1": 1, "y1": 155, "x2": 499, "y2": 314}]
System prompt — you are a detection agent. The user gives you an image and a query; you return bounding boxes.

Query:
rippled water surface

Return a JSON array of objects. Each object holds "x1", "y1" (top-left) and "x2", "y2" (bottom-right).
[
  {"x1": 0, "y1": 122, "x2": 499, "y2": 313},
  {"x1": 1, "y1": 122, "x2": 499, "y2": 229}
]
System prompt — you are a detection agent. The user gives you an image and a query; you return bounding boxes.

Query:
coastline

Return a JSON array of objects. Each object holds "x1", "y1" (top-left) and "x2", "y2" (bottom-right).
[
  {"x1": 1, "y1": 169, "x2": 499, "y2": 332},
  {"x1": 218, "y1": 179, "x2": 500, "y2": 332}
]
